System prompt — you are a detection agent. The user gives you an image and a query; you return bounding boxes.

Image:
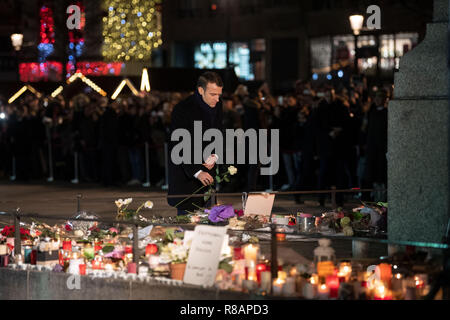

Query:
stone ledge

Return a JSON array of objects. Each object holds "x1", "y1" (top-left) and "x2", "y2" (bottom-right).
[{"x1": 0, "y1": 269, "x2": 252, "y2": 300}]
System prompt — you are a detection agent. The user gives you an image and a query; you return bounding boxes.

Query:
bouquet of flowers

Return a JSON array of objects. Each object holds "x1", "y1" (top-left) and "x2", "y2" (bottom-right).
[
  {"x1": 1, "y1": 225, "x2": 33, "y2": 240},
  {"x1": 159, "y1": 237, "x2": 190, "y2": 264},
  {"x1": 115, "y1": 198, "x2": 154, "y2": 221}
]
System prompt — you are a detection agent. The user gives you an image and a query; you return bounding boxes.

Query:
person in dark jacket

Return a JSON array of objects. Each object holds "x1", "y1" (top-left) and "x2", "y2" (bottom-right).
[
  {"x1": 363, "y1": 90, "x2": 388, "y2": 201},
  {"x1": 167, "y1": 72, "x2": 224, "y2": 215}
]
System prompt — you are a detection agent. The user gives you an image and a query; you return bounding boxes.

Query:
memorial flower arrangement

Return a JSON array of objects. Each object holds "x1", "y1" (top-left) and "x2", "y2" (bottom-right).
[
  {"x1": 159, "y1": 237, "x2": 190, "y2": 264},
  {"x1": 316, "y1": 202, "x2": 388, "y2": 236},
  {"x1": 1, "y1": 225, "x2": 33, "y2": 240},
  {"x1": 115, "y1": 198, "x2": 154, "y2": 221}
]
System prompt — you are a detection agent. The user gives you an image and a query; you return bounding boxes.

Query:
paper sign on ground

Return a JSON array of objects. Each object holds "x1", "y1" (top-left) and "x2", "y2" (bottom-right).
[
  {"x1": 243, "y1": 193, "x2": 275, "y2": 216},
  {"x1": 183, "y1": 225, "x2": 227, "y2": 287}
]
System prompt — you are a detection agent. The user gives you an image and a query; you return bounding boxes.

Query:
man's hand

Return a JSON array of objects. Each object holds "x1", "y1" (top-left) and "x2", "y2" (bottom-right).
[
  {"x1": 202, "y1": 154, "x2": 218, "y2": 170},
  {"x1": 202, "y1": 163, "x2": 215, "y2": 170},
  {"x1": 197, "y1": 171, "x2": 214, "y2": 186}
]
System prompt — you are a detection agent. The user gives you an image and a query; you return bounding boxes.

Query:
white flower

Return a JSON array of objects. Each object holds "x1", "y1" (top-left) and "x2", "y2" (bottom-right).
[
  {"x1": 144, "y1": 200, "x2": 154, "y2": 209},
  {"x1": 228, "y1": 166, "x2": 237, "y2": 176},
  {"x1": 115, "y1": 199, "x2": 124, "y2": 208},
  {"x1": 123, "y1": 198, "x2": 132, "y2": 205}
]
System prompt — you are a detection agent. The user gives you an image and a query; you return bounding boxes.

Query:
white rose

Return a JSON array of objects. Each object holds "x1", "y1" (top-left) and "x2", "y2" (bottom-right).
[
  {"x1": 115, "y1": 199, "x2": 124, "y2": 208},
  {"x1": 228, "y1": 166, "x2": 237, "y2": 176},
  {"x1": 144, "y1": 201, "x2": 154, "y2": 209},
  {"x1": 123, "y1": 198, "x2": 132, "y2": 205}
]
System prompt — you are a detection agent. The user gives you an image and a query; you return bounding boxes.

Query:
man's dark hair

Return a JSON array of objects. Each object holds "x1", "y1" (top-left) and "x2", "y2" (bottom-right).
[{"x1": 197, "y1": 72, "x2": 223, "y2": 91}]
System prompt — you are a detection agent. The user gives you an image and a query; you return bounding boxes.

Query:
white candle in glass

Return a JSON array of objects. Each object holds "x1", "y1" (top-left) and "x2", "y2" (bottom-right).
[
  {"x1": 244, "y1": 244, "x2": 258, "y2": 263},
  {"x1": 282, "y1": 277, "x2": 296, "y2": 297},
  {"x1": 272, "y1": 278, "x2": 285, "y2": 296},
  {"x1": 260, "y1": 271, "x2": 271, "y2": 293}
]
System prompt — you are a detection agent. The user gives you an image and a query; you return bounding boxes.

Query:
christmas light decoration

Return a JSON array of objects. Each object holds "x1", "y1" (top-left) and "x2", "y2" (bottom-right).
[
  {"x1": 67, "y1": 1, "x2": 85, "y2": 76},
  {"x1": 19, "y1": 62, "x2": 63, "y2": 82},
  {"x1": 111, "y1": 78, "x2": 139, "y2": 99},
  {"x1": 102, "y1": 0, "x2": 163, "y2": 61},
  {"x1": 51, "y1": 86, "x2": 64, "y2": 98},
  {"x1": 140, "y1": 67, "x2": 150, "y2": 92},
  {"x1": 66, "y1": 72, "x2": 107, "y2": 96},
  {"x1": 69, "y1": 61, "x2": 124, "y2": 76},
  {"x1": 8, "y1": 85, "x2": 42, "y2": 104},
  {"x1": 38, "y1": 5, "x2": 55, "y2": 62}
]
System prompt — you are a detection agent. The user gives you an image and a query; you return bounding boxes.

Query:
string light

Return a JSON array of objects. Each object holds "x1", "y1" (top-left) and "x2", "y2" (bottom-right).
[
  {"x1": 111, "y1": 78, "x2": 139, "y2": 99},
  {"x1": 140, "y1": 68, "x2": 150, "y2": 92},
  {"x1": 102, "y1": 0, "x2": 162, "y2": 61},
  {"x1": 8, "y1": 85, "x2": 42, "y2": 104},
  {"x1": 66, "y1": 73, "x2": 107, "y2": 96}
]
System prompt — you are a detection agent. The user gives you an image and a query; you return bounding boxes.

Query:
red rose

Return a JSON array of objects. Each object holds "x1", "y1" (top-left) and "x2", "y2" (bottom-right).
[
  {"x1": 65, "y1": 224, "x2": 73, "y2": 231},
  {"x1": 234, "y1": 209, "x2": 244, "y2": 217}
]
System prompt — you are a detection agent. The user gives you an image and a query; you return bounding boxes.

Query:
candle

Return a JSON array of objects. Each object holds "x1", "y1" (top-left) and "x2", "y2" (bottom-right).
[
  {"x1": 68, "y1": 258, "x2": 84, "y2": 275},
  {"x1": 92, "y1": 256, "x2": 103, "y2": 270},
  {"x1": 276, "y1": 233, "x2": 286, "y2": 241},
  {"x1": 303, "y1": 282, "x2": 316, "y2": 299},
  {"x1": 243, "y1": 279, "x2": 258, "y2": 291},
  {"x1": 317, "y1": 283, "x2": 329, "y2": 299},
  {"x1": 310, "y1": 274, "x2": 319, "y2": 285},
  {"x1": 373, "y1": 282, "x2": 392, "y2": 300},
  {"x1": 62, "y1": 240, "x2": 72, "y2": 251},
  {"x1": 104, "y1": 263, "x2": 114, "y2": 272},
  {"x1": 317, "y1": 261, "x2": 335, "y2": 278},
  {"x1": 139, "y1": 266, "x2": 149, "y2": 276},
  {"x1": 244, "y1": 244, "x2": 259, "y2": 263},
  {"x1": 260, "y1": 271, "x2": 271, "y2": 293},
  {"x1": 247, "y1": 270, "x2": 257, "y2": 282},
  {"x1": 375, "y1": 263, "x2": 392, "y2": 284},
  {"x1": 233, "y1": 247, "x2": 244, "y2": 260},
  {"x1": 272, "y1": 278, "x2": 285, "y2": 296},
  {"x1": 127, "y1": 262, "x2": 137, "y2": 274},
  {"x1": 79, "y1": 264, "x2": 86, "y2": 275},
  {"x1": 148, "y1": 255, "x2": 160, "y2": 269},
  {"x1": 326, "y1": 275, "x2": 340, "y2": 298},
  {"x1": 255, "y1": 263, "x2": 267, "y2": 283},
  {"x1": 338, "y1": 262, "x2": 352, "y2": 281},
  {"x1": 282, "y1": 277, "x2": 296, "y2": 297},
  {"x1": 278, "y1": 270, "x2": 287, "y2": 281}
]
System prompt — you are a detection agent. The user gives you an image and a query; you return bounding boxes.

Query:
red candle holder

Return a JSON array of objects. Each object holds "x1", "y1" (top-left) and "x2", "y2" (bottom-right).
[
  {"x1": 127, "y1": 262, "x2": 137, "y2": 274},
  {"x1": 79, "y1": 264, "x2": 86, "y2": 275},
  {"x1": 30, "y1": 250, "x2": 37, "y2": 265},
  {"x1": 233, "y1": 247, "x2": 244, "y2": 260},
  {"x1": 94, "y1": 241, "x2": 103, "y2": 253},
  {"x1": 326, "y1": 275, "x2": 340, "y2": 299},
  {"x1": 256, "y1": 263, "x2": 267, "y2": 284},
  {"x1": 62, "y1": 240, "x2": 72, "y2": 251}
]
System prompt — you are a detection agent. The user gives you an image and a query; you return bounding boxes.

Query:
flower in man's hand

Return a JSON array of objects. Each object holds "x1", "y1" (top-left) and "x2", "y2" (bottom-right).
[{"x1": 228, "y1": 166, "x2": 237, "y2": 175}]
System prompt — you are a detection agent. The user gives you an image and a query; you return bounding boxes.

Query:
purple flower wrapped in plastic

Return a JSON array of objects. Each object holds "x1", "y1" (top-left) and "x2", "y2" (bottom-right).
[{"x1": 206, "y1": 205, "x2": 235, "y2": 223}]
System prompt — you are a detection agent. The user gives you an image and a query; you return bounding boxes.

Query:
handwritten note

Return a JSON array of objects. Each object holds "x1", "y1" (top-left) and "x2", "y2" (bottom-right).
[{"x1": 183, "y1": 225, "x2": 227, "y2": 287}]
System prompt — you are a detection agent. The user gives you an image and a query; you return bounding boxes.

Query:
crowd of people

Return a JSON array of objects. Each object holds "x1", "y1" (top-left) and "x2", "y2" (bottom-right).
[{"x1": 0, "y1": 76, "x2": 390, "y2": 204}]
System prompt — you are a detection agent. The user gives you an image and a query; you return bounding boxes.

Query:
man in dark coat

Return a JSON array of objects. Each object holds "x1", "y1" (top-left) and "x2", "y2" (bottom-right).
[{"x1": 167, "y1": 72, "x2": 224, "y2": 215}]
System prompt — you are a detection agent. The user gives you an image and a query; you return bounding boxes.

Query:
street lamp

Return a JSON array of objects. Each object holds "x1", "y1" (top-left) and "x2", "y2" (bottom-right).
[
  {"x1": 11, "y1": 33, "x2": 23, "y2": 82},
  {"x1": 349, "y1": 15, "x2": 364, "y2": 74},
  {"x1": 10, "y1": 33, "x2": 23, "y2": 51}
]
